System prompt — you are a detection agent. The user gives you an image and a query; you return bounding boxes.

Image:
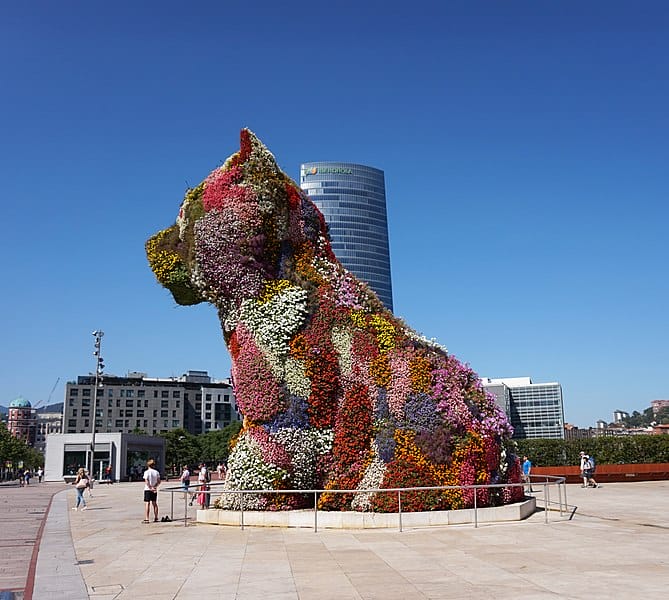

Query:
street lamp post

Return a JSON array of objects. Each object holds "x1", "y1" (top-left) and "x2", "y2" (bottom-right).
[{"x1": 90, "y1": 330, "x2": 105, "y2": 481}]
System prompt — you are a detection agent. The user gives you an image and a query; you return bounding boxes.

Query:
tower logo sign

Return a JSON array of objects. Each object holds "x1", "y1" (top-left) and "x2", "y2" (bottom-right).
[{"x1": 305, "y1": 166, "x2": 353, "y2": 176}]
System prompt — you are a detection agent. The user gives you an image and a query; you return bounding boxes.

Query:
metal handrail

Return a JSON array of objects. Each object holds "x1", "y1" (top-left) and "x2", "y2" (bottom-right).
[{"x1": 161, "y1": 475, "x2": 577, "y2": 530}]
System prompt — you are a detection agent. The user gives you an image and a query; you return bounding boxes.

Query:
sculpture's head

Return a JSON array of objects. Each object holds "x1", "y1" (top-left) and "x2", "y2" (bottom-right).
[{"x1": 146, "y1": 129, "x2": 333, "y2": 309}]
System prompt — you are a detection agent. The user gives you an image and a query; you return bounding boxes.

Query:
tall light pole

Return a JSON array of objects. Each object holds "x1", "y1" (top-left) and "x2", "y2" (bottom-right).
[{"x1": 90, "y1": 330, "x2": 105, "y2": 480}]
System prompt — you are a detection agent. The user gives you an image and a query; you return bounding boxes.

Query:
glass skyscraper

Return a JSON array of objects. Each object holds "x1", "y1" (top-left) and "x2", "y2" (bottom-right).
[
  {"x1": 482, "y1": 377, "x2": 565, "y2": 439},
  {"x1": 300, "y1": 162, "x2": 393, "y2": 310}
]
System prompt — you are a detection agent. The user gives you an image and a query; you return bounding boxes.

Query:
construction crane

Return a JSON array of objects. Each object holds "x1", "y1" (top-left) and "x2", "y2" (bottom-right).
[{"x1": 33, "y1": 377, "x2": 60, "y2": 411}]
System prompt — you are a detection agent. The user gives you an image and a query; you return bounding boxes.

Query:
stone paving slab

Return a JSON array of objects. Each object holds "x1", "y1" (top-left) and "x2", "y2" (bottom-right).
[
  {"x1": 16, "y1": 480, "x2": 669, "y2": 599},
  {"x1": 0, "y1": 481, "x2": 66, "y2": 598}
]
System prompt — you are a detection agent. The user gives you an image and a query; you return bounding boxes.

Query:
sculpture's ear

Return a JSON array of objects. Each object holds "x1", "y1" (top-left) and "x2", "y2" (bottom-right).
[
  {"x1": 146, "y1": 224, "x2": 204, "y2": 306},
  {"x1": 238, "y1": 128, "x2": 281, "y2": 175}
]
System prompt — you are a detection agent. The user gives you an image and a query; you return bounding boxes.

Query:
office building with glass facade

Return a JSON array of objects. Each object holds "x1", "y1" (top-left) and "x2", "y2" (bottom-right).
[
  {"x1": 482, "y1": 376, "x2": 565, "y2": 439},
  {"x1": 300, "y1": 162, "x2": 394, "y2": 310}
]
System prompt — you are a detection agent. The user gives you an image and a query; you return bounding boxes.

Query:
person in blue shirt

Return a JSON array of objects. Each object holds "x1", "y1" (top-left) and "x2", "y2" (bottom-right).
[{"x1": 522, "y1": 456, "x2": 533, "y2": 494}]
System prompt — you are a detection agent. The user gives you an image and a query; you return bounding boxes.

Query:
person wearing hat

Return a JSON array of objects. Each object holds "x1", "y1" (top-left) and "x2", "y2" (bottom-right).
[
  {"x1": 579, "y1": 452, "x2": 588, "y2": 487},
  {"x1": 579, "y1": 451, "x2": 598, "y2": 488}
]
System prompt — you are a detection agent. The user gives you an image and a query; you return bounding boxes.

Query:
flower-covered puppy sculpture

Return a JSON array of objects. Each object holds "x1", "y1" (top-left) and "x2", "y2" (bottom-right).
[{"x1": 146, "y1": 129, "x2": 522, "y2": 511}]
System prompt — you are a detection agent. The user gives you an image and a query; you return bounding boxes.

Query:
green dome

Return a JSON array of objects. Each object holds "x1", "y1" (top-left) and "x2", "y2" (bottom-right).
[{"x1": 9, "y1": 396, "x2": 31, "y2": 408}]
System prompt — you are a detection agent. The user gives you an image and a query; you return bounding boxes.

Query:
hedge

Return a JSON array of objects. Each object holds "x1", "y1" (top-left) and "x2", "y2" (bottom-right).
[{"x1": 514, "y1": 435, "x2": 669, "y2": 467}]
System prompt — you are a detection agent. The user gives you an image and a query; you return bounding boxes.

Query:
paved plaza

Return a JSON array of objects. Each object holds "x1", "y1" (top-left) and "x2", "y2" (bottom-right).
[{"x1": 2, "y1": 479, "x2": 668, "y2": 599}]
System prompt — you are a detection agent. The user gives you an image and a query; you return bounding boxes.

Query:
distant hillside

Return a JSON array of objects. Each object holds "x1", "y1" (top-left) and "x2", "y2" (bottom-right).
[{"x1": 37, "y1": 403, "x2": 63, "y2": 414}]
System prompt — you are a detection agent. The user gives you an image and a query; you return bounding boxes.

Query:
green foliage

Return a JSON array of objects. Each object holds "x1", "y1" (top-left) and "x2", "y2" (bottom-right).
[
  {"x1": 516, "y1": 435, "x2": 669, "y2": 466},
  {"x1": 159, "y1": 421, "x2": 243, "y2": 471},
  {"x1": 620, "y1": 406, "x2": 669, "y2": 427},
  {"x1": 0, "y1": 422, "x2": 44, "y2": 468}
]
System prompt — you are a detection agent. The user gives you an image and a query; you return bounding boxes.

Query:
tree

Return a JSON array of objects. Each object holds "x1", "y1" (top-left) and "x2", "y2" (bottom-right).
[
  {"x1": 159, "y1": 428, "x2": 200, "y2": 472},
  {"x1": 0, "y1": 422, "x2": 44, "y2": 471},
  {"x1": 198, "y1": 421, "x2": 242, "y2": 464}
]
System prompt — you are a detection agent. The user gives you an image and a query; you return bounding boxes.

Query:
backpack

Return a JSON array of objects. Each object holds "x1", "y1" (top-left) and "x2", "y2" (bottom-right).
[{"x1": 586, "y1": 455, "x2": 596, "y2": 472}]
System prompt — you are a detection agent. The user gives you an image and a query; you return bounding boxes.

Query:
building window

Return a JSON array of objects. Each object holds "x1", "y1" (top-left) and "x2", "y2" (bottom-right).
[
  {"x1": 82, "y1": 398, "x2": 90, "y2": 407},
  {"x1": 161, "y1": 400, "x2": 169, "y2": 408},
  {"x1": 120, "y1": 389, "x2": 125, "y2": 398},
  {"x1": 116, "y1": 399, "x2": 121, "y2": 407},
  {"x1": 175, "y1": 400, "x2": 180, "y2": 408},
  {"x1": 69, "y1": 399, "x2": 75, "y2": 407},
  {"x1": 184, "y1": 393, "x2": 189, "y2": 401},
  {"x1": 107, "y1": 399, "x2": 113, "y2": 407},
  {"x1": 82, "y1": 389, "x2": 91, "y2": 397},
  {"x1": 84, "y1": 419, "x2": 90, "y2": 428},
  {"x1": 206, "y1": 403, "x2": 211, "y2": 411},
  {"x1": 205, "y1": 412, "x2": 211, "y2": 420},
  {"x1": 137, "y1": 410, "x2": 144, "y2": 417},
  {"x1": 115, "y1": 420, "x2": 123, "y2": 428},
  {"x1": 72, "y1": 409, "x2": 78, "y2": 416},
  {"x1": 205, "y1": 394, "x2": 212, "y2": 401},
  {"x1": 172, "y1": 410, "x2": 177, "y2": 418},
  {"x1": 161, "y1": 390, "x2": 169, "y2": 399},
  {"x1": 153, "y1": 390, "x2": 158, "y2": 398},
  {"x1": 126, "y1": 410, "x2": 133, "y2": 417},
  {"x1": 68, "y1": 419, "x2": 77, "y2": 427},
  {"x1": 81, "y1": 409, "x2": 89, "y2": 417},
  {"x1": 196, "y1": 393, "x2": 202, "y2": 402},
  {"x1": 137, "y1": 390, "x2": 145, "y2": 398},
  {"x1": 161, "y1": 410, "x2": 168, "y2": 418},
  {"x1": 70, "y1": 389, "x2": 79, "y2": 396},
  {"x1": 126, "y1": 389, "x2": 134, "y2": 398},
  {"x1": 172, "y1": 420, "x2": 180, "y2": 428},
  {"x1": 119, "y1": 410, "x2": 124, "y2": 417},
  {"x1": 153, "y1": 410, "x2": 157, "y2": 417},
  {"x1": 126, "y1": 399, "x2": 133, "y2": 407},
  {"x1": 124, "y1": 420, "x2": 129, "y2": 427},
  {"x1": 172, "y1": 390, "x2": 180, "y2": 398}
]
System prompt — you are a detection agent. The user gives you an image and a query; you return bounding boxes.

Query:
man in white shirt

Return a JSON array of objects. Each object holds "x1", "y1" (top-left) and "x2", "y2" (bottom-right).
[{"x1": 143, "y1": 459, "x2": 161, "y2": 523}]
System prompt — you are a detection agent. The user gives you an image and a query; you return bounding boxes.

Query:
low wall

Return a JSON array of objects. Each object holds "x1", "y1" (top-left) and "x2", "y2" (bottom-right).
[
  {"x1": 196, "y1": 497, "x2": 537, "y2": 529},
  {"x1": 532, "y1": 463, "x2": 669, "y2": 484}
]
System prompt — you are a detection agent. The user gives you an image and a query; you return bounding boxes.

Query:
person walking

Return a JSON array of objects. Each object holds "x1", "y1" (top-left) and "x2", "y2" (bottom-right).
[
  {"x1": 37, "y1": 467, "x2": 43, "y2": 483},
  {"x1": 180, "y1": 464, "x2": 191, "y2": 493},
  {"x1": 579, "y1": 451, "x2": 599, "y2": 488},
  {"x1": 23, "y1": 469, "x2": 31, "y2": 486},
  {"x1": 142, "y1": 459, "x2": 161, "y2": 523},
  {"x1": 521, "y1": 455, "x2": 534, "y2": 493},
  {"x1": 73, "y1": 468, "x2": 89, "y2": 511},
  {"x1": 217, "y1": 462, "x2": 226, "y2": 480},
  {"x1": 197, "y1": 463, "x2": 210, "y2": 509}
]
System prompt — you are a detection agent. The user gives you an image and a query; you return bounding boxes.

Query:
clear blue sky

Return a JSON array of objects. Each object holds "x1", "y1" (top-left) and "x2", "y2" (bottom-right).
[{"x1": 1, "y1": 1, "x2": 667, "y2": 427}]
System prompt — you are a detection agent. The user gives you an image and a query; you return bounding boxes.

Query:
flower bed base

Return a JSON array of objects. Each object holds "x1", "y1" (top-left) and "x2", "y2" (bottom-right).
[{"x1": 195, "y1": 497, "x2": 536, "y2": 529}]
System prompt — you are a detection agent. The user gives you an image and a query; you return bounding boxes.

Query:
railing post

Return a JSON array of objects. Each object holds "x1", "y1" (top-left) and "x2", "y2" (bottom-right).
[
  {"x1": 398, "y1": 490, "x2": 402, "y2": 533},
  {"x1": 184, "y1": 488, "x2": 188, "y2": 527},
  {"x1": 240, "y1": 492, "x2": 245, "y2": 531},
  {"x1": 314, "y1": 491, "x2": 318, "y2": 533},
  {"x1": 544, "y1": 482, "x2": 548, "y2": 524},
  {"x1": 474, "y1": 486, "x2": 478, "y2": 529},
  {"x1": 170, "y1": 489, "x2": 174, "y2": 521}
]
